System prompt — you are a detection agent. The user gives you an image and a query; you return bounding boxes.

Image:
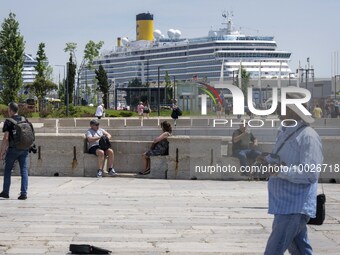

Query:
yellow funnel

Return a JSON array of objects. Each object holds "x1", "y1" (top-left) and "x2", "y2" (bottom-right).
[{"x1": 136, "y1": 13, "x2": 154, "y2": 41}]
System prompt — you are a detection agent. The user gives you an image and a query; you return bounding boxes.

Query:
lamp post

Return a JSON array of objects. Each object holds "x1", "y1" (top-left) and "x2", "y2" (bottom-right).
[
  {"x1": 66, "y1": 62, "x2": 70, "y2": 116},
  {"x1": 55, "y1": 65, "x2": 65, "y2": 94},
  {"x1": 288, "y1": 72, "x2": 295, "y2": 86},
  {"x1": 266, "y1": 84, "x2": 270, "y2": 101},
  {"x1": 157, "y1": 66, "x2": 163, "y2": 116},
  {"x1": 335, "y1": 75, "x2": 340, "y2": 99},
  {"x1": 173, "y1": 76, "x2": 176, "y2": 100}
]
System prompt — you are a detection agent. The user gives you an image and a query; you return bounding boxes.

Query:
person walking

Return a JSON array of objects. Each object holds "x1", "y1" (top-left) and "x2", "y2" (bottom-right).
[
  {"x1": 95, "y1": 103, "x2": 105, "y2": 119},
  {"x1": 143, "y1": 100, "x2": 151, "y2": 119},
  {"x1": 137, "y1": 101, "x2": 144, "y2": 120},
  {"x1": 171, "y1": 99, "x2": 181, "y2": 126},
  {"x1": 0, "y1": 102, "x2": 35, "y2": 200},
  {"x1": 259, "y1": 93, "x2": 323, "y2": 255}
]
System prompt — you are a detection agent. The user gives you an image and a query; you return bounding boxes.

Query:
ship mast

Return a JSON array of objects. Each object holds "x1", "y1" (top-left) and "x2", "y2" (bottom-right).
[{"x1": 222, "y1": 11, "x2": 233, "y2": 35}]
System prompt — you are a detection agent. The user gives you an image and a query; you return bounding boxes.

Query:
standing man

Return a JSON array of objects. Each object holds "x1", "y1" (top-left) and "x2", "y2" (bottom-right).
[
  {"x1": 312, "y1": 104, "x2": 323, "y2": 118},
  {"x1": 262, "y1": 93, "x2": 323, "y2": 254},
  {"x1": 0, "y1": 102, "x2": 34, "y2": 200},
  {"x1": 232, "y1": 121, "x2": 261, "y2": 168},
  {"x1": 86, "y1": 119, "x2": 116, "y2": 178},
  {"x1": 95, "y1": 103, "x2": 105, "y2": 119}
]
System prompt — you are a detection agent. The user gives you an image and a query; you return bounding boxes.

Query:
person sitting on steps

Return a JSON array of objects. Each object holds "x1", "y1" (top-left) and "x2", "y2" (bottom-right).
[
  {"x1": 86, "y1": 119, "x2": 117, "y2": 178},
  {"x1": 139, "y1": 121, "x2": 172, "y2": 175}
]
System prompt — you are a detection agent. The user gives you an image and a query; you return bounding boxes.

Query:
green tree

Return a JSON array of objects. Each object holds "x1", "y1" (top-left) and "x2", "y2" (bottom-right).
[
  {"x1": 0, "y1": 13, "x2": 25, "y2": 104},
  {"x1": 235, "y1": 67, "x2": 251, "y2": 101},
  {"x1": 128, "y1": 78, "x2": 143, "y2": 87},
  {"x1": 66, "y1": 55, "x2": 76, "y2": 105},
  {"x1": 29, "y1": 43, "x2": 57, "y2": 111},
  {"x1": 64, "y1": 40, "x2": 104, "y2": 105},
  {"x1": 95, "y1": 64, "x2": 110, "y2": 108}
]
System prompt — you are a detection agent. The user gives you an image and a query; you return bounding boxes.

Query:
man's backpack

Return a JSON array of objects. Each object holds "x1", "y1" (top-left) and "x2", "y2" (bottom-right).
[
  {"x1": 7, "y1": 117, "x2": 35, "y2": 150},
  {"x1": 99, "y1": 135, "x2": 111, "y2": 151}
]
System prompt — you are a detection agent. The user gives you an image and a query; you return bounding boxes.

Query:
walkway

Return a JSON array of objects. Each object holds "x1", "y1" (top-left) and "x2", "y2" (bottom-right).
[{"x1": 0, "y1": 177, "x2": 339, "y2": 254}]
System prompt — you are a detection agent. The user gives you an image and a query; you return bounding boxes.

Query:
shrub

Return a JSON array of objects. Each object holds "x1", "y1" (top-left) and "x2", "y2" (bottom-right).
[{"x1": 119, "y1": 111, "x2": 133, "y2": 117}]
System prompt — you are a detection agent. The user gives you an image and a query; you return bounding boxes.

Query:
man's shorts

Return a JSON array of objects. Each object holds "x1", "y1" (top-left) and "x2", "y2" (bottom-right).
[{"x1": 89, "y1": 145, "x2": 100, "y2": 155}]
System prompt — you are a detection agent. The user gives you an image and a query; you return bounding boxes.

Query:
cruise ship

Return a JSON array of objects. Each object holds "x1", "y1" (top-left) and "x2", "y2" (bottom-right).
[{"x1": 82, "y1": 12, "x2": 294, "y2": 91}]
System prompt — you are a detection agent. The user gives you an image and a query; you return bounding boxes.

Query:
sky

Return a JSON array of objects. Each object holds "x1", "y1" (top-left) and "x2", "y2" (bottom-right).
[{"x1": 1, "y1": 0, "x2": 339, "y2": 81}]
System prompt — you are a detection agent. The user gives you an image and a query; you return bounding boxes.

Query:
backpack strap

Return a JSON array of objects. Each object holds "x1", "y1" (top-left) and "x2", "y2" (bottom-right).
[
  {"x1": 6, "y1": 116, "x2": 26, "y2": 125},
  {"x1": 6, "y1": 118, "x2": 18, "y2": 125},
  {"x1": 274, "y1": 124, "x2": 308, "y2": 155}
]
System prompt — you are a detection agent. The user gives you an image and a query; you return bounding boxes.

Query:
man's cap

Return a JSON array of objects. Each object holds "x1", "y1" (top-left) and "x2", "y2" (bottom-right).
[
  {"x1": 90, "y1": 119, "x2": 99, "y2": 125},
  {"x1": 267, "y1": 92, "x2": 314, "y2": 124}
]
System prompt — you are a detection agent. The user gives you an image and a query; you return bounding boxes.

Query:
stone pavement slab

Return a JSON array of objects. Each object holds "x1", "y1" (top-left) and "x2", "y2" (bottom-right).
[{"x1": 0, "y1": 177, "x2": 339, "y2": 254}]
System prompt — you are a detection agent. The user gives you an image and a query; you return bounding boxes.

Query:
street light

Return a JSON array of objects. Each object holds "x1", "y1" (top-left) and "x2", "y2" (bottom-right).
[
  {"x1": 55, "y1": 65, "x2": 65, "y2": 93},
  {"x1": 157, "y1": 66, "x2": 162, "y2": 116},
  {"x1": 266, "y1": 84, "x2": 270, "y2": 101},
  {"x1": 173, "y1": 76, "x2": 176, "y2": 100},
  {"x1": 65, "y1": 62, "x2": 70, "y2": 116},
  {"x1": 335, "y1": 75, "x2": 340, "y2": 99}
]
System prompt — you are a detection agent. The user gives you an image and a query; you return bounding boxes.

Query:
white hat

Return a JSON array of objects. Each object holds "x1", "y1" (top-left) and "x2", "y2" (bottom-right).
[{"x1": 280, "y1": 93, "x2": 314, "y2": 124}]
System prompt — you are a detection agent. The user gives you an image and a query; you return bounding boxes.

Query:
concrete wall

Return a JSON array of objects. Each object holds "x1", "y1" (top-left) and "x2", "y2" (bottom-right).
[{"x1": 0, "y1": 134, "x2": 339, "y2": 183}]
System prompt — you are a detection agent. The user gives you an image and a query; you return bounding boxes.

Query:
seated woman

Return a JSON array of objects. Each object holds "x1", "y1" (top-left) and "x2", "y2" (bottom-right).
[{"x1": 139, "y1": 121, "x2": 172, "y2": 175}]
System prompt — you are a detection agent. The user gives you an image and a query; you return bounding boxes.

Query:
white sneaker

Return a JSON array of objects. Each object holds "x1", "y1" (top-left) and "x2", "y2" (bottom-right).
[
  {"x1": 97, "y1": 170, "x2": 103, "y2": 178},
  {"x1": 108, "y1": 168, "x2": 118, "y2": 176}
]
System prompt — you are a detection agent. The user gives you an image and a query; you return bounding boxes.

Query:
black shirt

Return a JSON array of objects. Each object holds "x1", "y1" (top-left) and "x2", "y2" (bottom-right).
[{"x1": 3, "y1": 115, "x2": 24, "y2": 147}]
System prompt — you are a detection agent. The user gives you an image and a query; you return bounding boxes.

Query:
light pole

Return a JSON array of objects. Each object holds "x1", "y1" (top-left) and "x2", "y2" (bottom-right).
[
  {"x1": 157, "y1": 66, "x2": 161, "y2": 116},
  {"x1": 173, "y1": 76, "x2": 176, "y2": 100},
  {"x1": 231, "y1": 70, "x2": 237, "y2": 85},
  {"x1": 335, "y1": 75, "x2": 340, "y2": 99},
  {"x1": 266, "y1": 84, "x2": 270, "y2": 101},
  {"x1": 288, "y1": 72, "x2": 295, "y2": 86},
  {"x1": 55, "y1": 65, "x2": 65, "y2": 95},
  {"x1": 66, "y1": 62, "x2": 70, "y2": 117}
]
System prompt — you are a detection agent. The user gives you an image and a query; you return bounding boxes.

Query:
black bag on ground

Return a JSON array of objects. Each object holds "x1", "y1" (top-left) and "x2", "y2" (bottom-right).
[
  {"x1": 69, "y1": 244, "x2": 111, "y2": 254},
  {"x1": 308, "y1": 194, "x2": 326, "y2": 225},
  {"x1": 99, "y1": 136, "x2": 111, "y2": 150}
]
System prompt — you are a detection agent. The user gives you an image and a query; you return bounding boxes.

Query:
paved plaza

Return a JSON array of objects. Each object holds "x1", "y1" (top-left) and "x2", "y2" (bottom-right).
[{"x1": 0, "y1": 177, "x2": 339, "y2": 254}]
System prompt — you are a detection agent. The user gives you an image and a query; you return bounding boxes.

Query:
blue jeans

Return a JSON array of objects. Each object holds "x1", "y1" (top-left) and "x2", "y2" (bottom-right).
[
  {"x1": 2, "y1": 148, "x2": 29, "y2": 196},
  {"x1": 264, "y1": 214, "x2": 313, "y2": 255},
  {"x1": 234, "y1": 149, "x2": 261, "y2": 167}
]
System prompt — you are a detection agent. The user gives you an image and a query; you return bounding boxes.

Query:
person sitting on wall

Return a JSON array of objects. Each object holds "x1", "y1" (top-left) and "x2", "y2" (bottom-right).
[
  {"x1": 139, "y1": 121, "x2": 172, "y2": 175},
  {"x1": 232, "y1": 121, "x2": 261, "y2": 168},
  {"x1": 86, "y1": 119, "x2": 116, "y2": 178}
]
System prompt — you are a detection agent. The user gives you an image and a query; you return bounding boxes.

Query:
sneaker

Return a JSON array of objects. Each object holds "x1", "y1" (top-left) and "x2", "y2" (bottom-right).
[
  {"x1": 97, "y1": 169, "x2": 103, "y2": 178},
  {"x1": 18, "y1": 194, "x2": 27, "y2": 200},
  {"x1": 108, "y1": 168, "x2": 118, "y2": 176},
  {"x1": 0, "y1": 192, "x2": 9, "y2": 199}
]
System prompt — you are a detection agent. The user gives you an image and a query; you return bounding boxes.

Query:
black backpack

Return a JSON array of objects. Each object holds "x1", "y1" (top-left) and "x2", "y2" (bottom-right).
[
  {"x1": 7, "y1": 117, "x2": 35, "y2": 150},
  {"x1": 99, "y1": 136, "x2": 111, "y2": 151}
]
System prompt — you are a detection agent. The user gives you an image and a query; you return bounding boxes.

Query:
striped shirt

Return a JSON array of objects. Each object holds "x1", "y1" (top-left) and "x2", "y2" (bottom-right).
[{"x1": 268, "y1": 121, "x2": 323, "y2": 217}]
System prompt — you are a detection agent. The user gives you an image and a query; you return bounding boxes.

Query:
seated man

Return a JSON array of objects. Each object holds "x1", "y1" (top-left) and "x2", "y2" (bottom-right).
[
  {"x1": 86, "y1": 119, "x2": 116, "y2": 177},
  {"x1": 232, "y1": 121, "x2": 261, "y2": 168}
]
